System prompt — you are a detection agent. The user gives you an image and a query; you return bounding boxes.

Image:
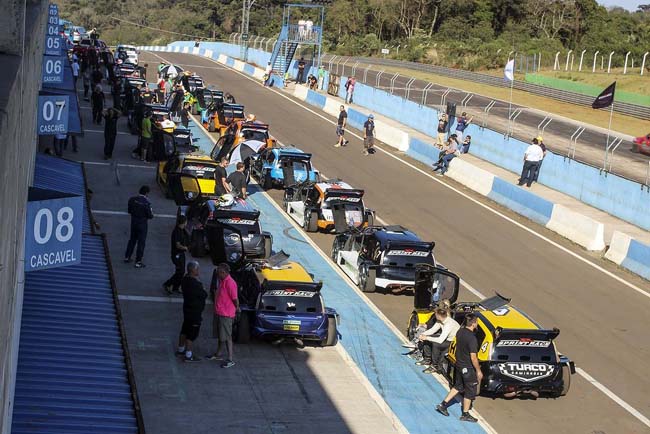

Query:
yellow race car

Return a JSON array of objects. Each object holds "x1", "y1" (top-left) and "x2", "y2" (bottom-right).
[
  {"x1": 407, "y1": 264, "x2": 575, "y2": 399},
  {"x1": 156, "y1": 153, "x2": 217, "y2": 199}
]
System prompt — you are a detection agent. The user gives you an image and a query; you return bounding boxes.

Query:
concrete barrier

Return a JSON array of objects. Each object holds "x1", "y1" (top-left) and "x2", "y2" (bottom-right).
[
  {"x1": 306, "y1": 90, "x2": 326, "y2": 109},
  {"x1": 293, "y1": 85, "x2": 308, "y2": 101},
  {"x1": 446, "y1": 158, "x2": 495, "y2": 197},
  {"x1": 605, "y1": 231, "x2": 650, "y2": 280},
  {"x1": 323, "y1": 97, "x2": 340, "y2": 117},
  {"x1": 232, "y1": 59, "x2": 245, "y2": 72},
  {"x1": 204, "y1": 49, "x2": 213, "y2": 58},
  {"x1": 406, "y1": 137, "x2": 441, "y2": 168},
  {"x1": 488, "y1": 178, "x2": 554, "y2": 226},
  {"x1": 374, "y1": 119, "x2": 409, "y2": 152},
  {"x1": 605, "y1": 231, "x2": 632, "y2": 265},
  {"x1": 546, "y1": 204, "x2": 605, "y2": 251},
  {"x1": 217, "y1": 54, "x2": 227, "y2": 64}
]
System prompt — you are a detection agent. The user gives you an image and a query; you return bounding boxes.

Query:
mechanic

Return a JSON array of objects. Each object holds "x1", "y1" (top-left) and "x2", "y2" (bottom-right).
[
  {"x1": 180, "y1": 102, "x2": 190, "y2": 129},
  {"x1": 213, "y1": 157, "x2": 231, "y2": 196},
  {"x1": 517, "y1": 137, "x2": 544, "y2": 187},
  {"x1": 417, "y1": 308, "x2": 461, "y2": 374},
  {"x1": 207, "y1": 263, "x2": 240, "y2": 368},
  {"x1": 138, "y1": 111, "x2": 152, "y2": 162},
  {"x1": 227, "y1": 162, "x2": 248, "y2": 199},
  {"x1": 363, "y1": 114, "x2": 375, "y2": 156},
  {"x1": 436, "y1": 313, "x2": 481, "y2": 423},
  {"x1": 176, "y1": 261, "x2": 207, "y2": 363},
  {"x1": 163, "y1": 215, "x2": 190, "y2": 295},
  {"x1": 334, "y1": 105, "x2": 349, "y2": 148},
  {"x1": 225, "y1": 92, "x2": 236, "y2": 104},
  {"x1": 103, "y1": 107, "x2": 120, "y2": 160},
  {"x1": 124, "y1": 185, "x2": 154, "y2": 269},
  {"x1": 91, "y1": 84, "x2": 104, "y2": 125}
]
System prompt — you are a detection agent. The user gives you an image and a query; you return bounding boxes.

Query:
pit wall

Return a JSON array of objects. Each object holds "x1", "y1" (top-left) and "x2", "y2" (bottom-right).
[{"x1": 139, "y1": 42, "x2": 650, "y2": 280}]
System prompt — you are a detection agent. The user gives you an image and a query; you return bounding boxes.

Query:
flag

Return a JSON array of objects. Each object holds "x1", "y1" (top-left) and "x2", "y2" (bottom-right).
[
  {"x1": 592, "y1": 82, "x2": 616, "y2": 109},
  {"x1": 504, "y1": 59, "x2": 515, "y2": 82}
]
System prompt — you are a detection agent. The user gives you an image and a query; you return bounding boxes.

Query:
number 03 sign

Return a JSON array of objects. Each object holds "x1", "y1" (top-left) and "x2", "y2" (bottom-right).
[{"x1": 25, "y1": 188, "x2": 83, "y2": 272}]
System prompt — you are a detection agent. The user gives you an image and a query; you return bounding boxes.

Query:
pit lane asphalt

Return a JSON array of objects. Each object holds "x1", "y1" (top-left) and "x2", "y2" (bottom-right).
[{"x1": 143, "y1": 52, "x2": 650, "y2": 434}]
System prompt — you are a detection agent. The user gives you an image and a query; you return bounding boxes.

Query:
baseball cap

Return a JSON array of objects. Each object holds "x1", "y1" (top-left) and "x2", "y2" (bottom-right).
[{"x1": 368, "y1": 114, "x2": 374, "y2": 119}]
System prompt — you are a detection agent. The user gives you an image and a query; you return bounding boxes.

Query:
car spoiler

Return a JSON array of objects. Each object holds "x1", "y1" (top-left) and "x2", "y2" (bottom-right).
[
  {"x1": 324, "y1": 188, "x2": 365, "y2": 200},
  {"x1": 494, "y1": 328, "x2": 561, "y2": 343},
  {"x1": 278, "y1": 151, "x2": 312, "y2": 160},
  {"x1": 210, "y1": 209, "x2": 261, "y2": 221},
  {"x1": 262, "y1": 280, "x2": 323, "y2": 293},
  {"x1": 385, "y1": 240, "x2": 435, "y2": 253}
]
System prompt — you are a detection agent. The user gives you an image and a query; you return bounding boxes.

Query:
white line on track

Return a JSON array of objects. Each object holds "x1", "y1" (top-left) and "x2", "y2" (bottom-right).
[
  {"x1": 93, "y1": 209, "x2": 176, "y2": 218},
  {"x1": 149, "y1": 50, "x2": 650, "y2": 429}
]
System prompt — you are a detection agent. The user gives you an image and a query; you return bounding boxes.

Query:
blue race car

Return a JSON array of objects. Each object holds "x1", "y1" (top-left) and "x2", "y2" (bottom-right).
[
  {"x1": 250, "y1": 147, "x2": 319, "y2": 189},
  {"x1": 231, "y1": 252, "x2": 339, "y2": 346}
]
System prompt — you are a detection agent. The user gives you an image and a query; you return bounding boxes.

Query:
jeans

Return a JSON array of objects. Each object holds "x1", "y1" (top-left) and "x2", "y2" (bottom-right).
[
  {"x1": 164, "y1": 253, "x2": 185, "y2": 291},
  {"x1": 519, "y1": 160, "x2": 540, "y2": 186},
  {"x1": 104, "y1": 131, "x2": 117, "y2": 157},
  {"x1": 125, "y1": 222, "x2": 147, "y2": 262},
  {"x1": 422, "y1": 340, "x2": 451, "y2": 368}
]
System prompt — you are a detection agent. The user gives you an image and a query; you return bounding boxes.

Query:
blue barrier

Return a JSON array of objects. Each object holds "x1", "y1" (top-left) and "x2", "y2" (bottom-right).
[
  {"x1": 407, "y1": 137, "x2": 442, "y2": 167},
  {"x1": 346, "y1": 108, "x2": 367, "y2": 130},
  {"x1": 305, "y1": 90, "x2": 326, "y2": 109},
  {"x1": 621, "y1": 238, "x2": 650, "y2": 280},
  {"x1": 488, "y1": 178, "x2": 554, "y2": 225},
  {"x1": 243, "y1": 64, "x2": 255, "y2": 75}
]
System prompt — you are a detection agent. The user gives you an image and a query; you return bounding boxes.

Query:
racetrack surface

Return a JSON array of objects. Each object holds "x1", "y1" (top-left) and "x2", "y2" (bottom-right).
[{"x1": 142, "y1": 51, "x2": 650, "y2": 434}]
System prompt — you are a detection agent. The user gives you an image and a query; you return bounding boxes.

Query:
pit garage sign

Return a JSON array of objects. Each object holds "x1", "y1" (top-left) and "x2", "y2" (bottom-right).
[
  {"x1": 37, "y1": 95, "x2": 69, "y2": 135},
  {"x1": 42, "y1": 55, "x2": 64, "y2": 84},
  {"x1": 25, "y1": 188, "x2": 82, "y2": 272},
  {"x1": 44, "y1": 35, "x2": 63, "y2": 56}
]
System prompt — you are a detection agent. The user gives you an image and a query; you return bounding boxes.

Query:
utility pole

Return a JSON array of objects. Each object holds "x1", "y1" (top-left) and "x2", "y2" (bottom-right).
[{"x1": 240, "y1": 0, "x2": 255, "y2": 61}]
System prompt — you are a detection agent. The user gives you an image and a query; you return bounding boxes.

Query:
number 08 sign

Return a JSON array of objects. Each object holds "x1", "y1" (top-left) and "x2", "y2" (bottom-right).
[{"x1": 25, "y1": 188, "x2": 83, "y2": 272}]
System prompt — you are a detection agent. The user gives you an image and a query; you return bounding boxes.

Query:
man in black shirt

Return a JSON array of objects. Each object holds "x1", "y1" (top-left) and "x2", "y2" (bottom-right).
[
  {"x1": 334, "y1": 105, "x2": 348, "y2": 148},
  {"x1": 214, "y1": 157, "x2": 230, "y2": 196},
  {"x1": 436, "y1": 313, "x2": 482, "y2": 423},
  {"x1": 363, "y1": 114, "x2": 375, "y2": 156},
  {"x1": 124, "y1": 185, "x2": 154, "y2": 268},
  {"x1": 163, "y1": 215, "x2": 189, "y2": 295},
  {"x1": 297, "y1": 57, "x2": 306, "y2": 84},
  {"x1": 227, "y1": 162, "x2": 248, "y2": 199},
  {"x1": 176, "y1": 261, "x2": 207, "y2": 362}
]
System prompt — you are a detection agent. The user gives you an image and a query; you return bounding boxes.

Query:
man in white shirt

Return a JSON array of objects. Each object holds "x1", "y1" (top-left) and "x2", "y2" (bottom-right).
[
  {"x1": 416, "y1": 308, "x2": 461, "y2": 374},
  {"x1": 518, "y1": 138, "x2": 545, "y2": 187},
  {"x1": 71, "y1": 58, "x2": 80, "y2": 88}
]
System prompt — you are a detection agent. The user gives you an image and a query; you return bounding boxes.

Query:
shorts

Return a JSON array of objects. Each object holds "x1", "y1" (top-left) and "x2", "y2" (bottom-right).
[
  {"x1": 453, "y1": 366, "x2": 479, "y2": 400},
  {"x1": 214, "y1": 315, "x2": 234, "y2": 342},
  {"x1": 336, "y1": 126, "x2": 345, "y2": 137},
  {"x1": 364, "y1": 136, "x2": 374, "y2": 149},
  {"x1": 181, "y1": 318, "x2": 202, "y2": 342}
]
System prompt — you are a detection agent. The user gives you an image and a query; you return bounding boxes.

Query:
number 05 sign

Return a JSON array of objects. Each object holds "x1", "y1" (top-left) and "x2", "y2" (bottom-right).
[{"x1": 25, "y1": 188, "x2": 83, "y2": 272}]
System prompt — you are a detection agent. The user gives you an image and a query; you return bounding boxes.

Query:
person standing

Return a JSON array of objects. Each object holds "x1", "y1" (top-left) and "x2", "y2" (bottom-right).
[
  {"x1": 177, "y1": 261, "x2": 207, "y2": 362},
  {"x1": 103, "y1": 107, "x2": 120, "y2": 159},
  {"x1": 533, "y1": 136, "x2": 547, "y2": 182},
  {"x1": 454, "y1": 112, "x2": 473, "y2": 142},
  {"x1": 345, "y1": 76, "x2": 356, "y2": 104},
  {"x1": 436, "y1": 114, "x2": 448, "y2": 148},
  {"x1": 180, "y1": 102, "x2": 190, "y2": 129},
  {"x1": 317, "y1": 65, "x2": 325, "y2": 90},
  {"x1": 227, "y1": 162, "x2": 248, "y2": 199},
  {"x1": 111, "y1": 78, "x2": 122, "y2": 109},
  {"x1": 139, "y1": 111, "x2": 152, "y2": 162},
  {"x1": 297, "y1": 57, "x2": 306, "y2": 84},
  {"x1": 363, "y1": 114, "x2": 375, "y2": 156},
  {"x1": 164, "y1": 215, "x2": 190, "y2": 295},
  {"x1": 53, "y1": 132, "x2": 66, "y2": 157},
  {"x1": 207, "y1": 263, "x2": 240, "y2": 368},
  {"x1": 91, "y1": 85, "x2": 105, "y2": 125},
  {"x1": 214, "y1": 157, "x2": 230, "y2": 196},
  {"x1": 91, "y1": 67, "x2": 103, "y2": 87},
  {"x1": 518, "y1": 138, "x2": 544, "y2": 187},
  {"x1": 71, "y1": 57, "x2": 80, "y2": 88},
  {"x1": 334, "y1": 105, "x2": 348, "y2": 148},
  {"x1": 124, "y1": 185, "x2": 154, "y2": 268},
  {"x1": 435, "y1": 314, "x2": 481, "y2": 423},
  {"x1": 82, "y1": 67, "x2": 91, "y2": 101},
  {"x1": 264, "y1": 62, "x2": 272, "y2": 86}
]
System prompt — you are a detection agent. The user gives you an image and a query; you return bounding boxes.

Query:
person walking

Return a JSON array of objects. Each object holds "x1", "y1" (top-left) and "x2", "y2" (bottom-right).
[
  {"x1": 363, "y1": 114, "x2": 375, "y2": 155},
  {"x1": 297, "y1": 57, "x2": 306, "y2": 84},
  {"x1": 518, "y1": 138, "x2": 544, "y2": 187},
  {"x1": 214, "y1": 157, "x2": 230, "y2": 196},
  {"x1": 82, "y1": 67, "x2": 91, "y2": 101},
  {"x1": 103, "y1": 107, "x2": 120, "y2": 159},
  {"x1": 435, "y1": 313, "x2": 482, "y2": 423},
  {"x1": 124, "y1": 185, "x2": 154, "y2": 268},
  {"x1": 71, "y1": 57, "x2": 80, "y2": 89},
  {"x1": 91, "y1": 84, "x2": 105, "y2": 125},
  {"x1": 334, "y1": 105, "x2": 348, "y2": 148},
  {"x1": 164, "y1": 215, "x2": 190, "y2": 295},
  {"x1": 454, "y1": 112, "x2": 473, "y2": 142},
  {"x1": 227, "y1": 162, "x2": 248, "y2": 199},
  {"x1": 139, "y1": 111, "x2": 152, "y2": 161},
  {"x1": 177, "y1": 261, "x2": 207, "y2": 362},
  {"x1": 207, "y1": 263, "x2": 240, "y2": 368}
]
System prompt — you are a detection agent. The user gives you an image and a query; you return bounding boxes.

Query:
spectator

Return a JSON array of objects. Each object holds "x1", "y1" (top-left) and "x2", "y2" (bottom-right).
[
  {"x1": 432, "y1": 138, "x2": 459, "y2": 176},
  {"x1": 124, "y1": 185, "x2": 154, "y2": 268},
  {"x1": 334, "y1": 105, "x2": 348, "y2": 148},
  {"x1": 214, "y1": 157, "x2": 230, "y2": 196},
  {"x1": 103, "y1": 107, "x2": 120, "y2": 159},
  {"x1": 207, "y1": 263, "x2": 240, "y2": 368},
  {"x1": 308, "y1": 74, "x2": 317, "y2": 90},
  {"x1": 417, "y1": 308, "x2": 460, "y2": 374},
  {"x1": 305, "y1": 19, "x2": 313, "y2": 39},
  {"x1": 317, "y1": 65, "x2": 325, "y2": 90},
  {"x1": 436, "y1": 314, "x2": 482, "y2": 423},
  {"x1": 518, "y1": 137, "x2": 544, "y2": 187},
  {"x1": 455, "y1": 112, "x2": 473, "y2": 142},
  {"x1": 177, "y1": 261, "x2": 207, "y2": 363},
  {"x1": 71, "y1": 57, "x2": 80, "y2": 88},
  {"x1": 298, "y1": 19, "x2": 306, "y2": 40},
  {"x1": 139, "y1": 111, "x2": 152, "y2": 162},
  {"x1": 345, "y1": 76, "x2": 356, "y2": 104},
  {"x1": 533, "y1": 136, "x2": 547, "y2": 182},
  {"x1": 297, "y1": 57, "x2": 306, "y2": 84},
  {"x1": 264, "y1": 62, "x2": 272, "y2": 86},
  {"x1": 363, "y1": 114, "x2": 375, "y2": 156},
  {"x1": 436, "y1": 114, "x2": 448, "y2": 148},
  {"x1": 460, "y1": 135, "x2": 472, "y2": 154},
  {"x1": 227, "y1": 162, "x2": 248, "y2": 199},
  {"x1": 91, "y1": 85, "x2": 105, "y2": 125},
  {"x1": 82, "y1": 67, "x2": 91, "y2": 100},
  {"x1": 111, "y1": 78, "x2": 121, "y2": 109},
  {"x1": 164, "y1": 215, "x2": 190, "y2": 295}
]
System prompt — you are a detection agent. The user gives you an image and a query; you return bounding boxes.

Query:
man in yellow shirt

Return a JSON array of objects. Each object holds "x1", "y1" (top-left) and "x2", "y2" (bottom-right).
[{"x1": 140, "y1": 111, "x2": 152, "y2": 161}]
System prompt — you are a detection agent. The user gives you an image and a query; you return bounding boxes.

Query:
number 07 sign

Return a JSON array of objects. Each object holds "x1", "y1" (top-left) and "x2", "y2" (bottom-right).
[
  {"x1": 37, "y1": 95, "x2": 69, "y2": 135},
  {"x1": 25, "y1": 188, "x2": 83, "y2": 272}
]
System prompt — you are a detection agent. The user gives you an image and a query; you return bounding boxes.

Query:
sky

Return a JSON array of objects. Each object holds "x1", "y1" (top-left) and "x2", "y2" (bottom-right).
[{"x1": 597, "y1": 0, "x2": 641, "y2": 10}]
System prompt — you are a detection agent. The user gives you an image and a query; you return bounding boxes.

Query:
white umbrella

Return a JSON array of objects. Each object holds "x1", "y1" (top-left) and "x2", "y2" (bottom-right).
[{"x1": 228, "y1": 140, "x2": 266, "y2": 165}]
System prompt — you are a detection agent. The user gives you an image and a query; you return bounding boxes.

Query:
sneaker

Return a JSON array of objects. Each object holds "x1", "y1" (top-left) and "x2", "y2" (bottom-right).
[
  {"x1": 401, "y1": 342, "x2": 416, "y2": 349},
  {"x1": 415, "y1": 360, "x2": 431, "y2": 366},
  {"x1": 423, "y1": 366, "x2": 437, "y2": 374},
  {"x1": 124, "y1": 257, "x2": 131, "y2": 263},
  {"x1": 344, "y1": 140, "x2": 349, "y2": 146},
  {"x1": 435, "y1": 404, "x2": 449, "y2": 417},
  {"x1": 221, "y1": 360, "x2": 236, "y2": 368},
  {"x1": 206, "y1": 354, "x2": 224, "y2": 361},
  {"x1": 184, "y1": 355, "x2": 201, "y2": 362},
  {"x1": 363, "y1": 150, "x2": 369, "y2": 156},
  {"x1": 334, "y1": 143, "x2": 341, "y2": 148},
  {"x1": 460, "y1": 413, "x2": 478, "y2": 423},
  {"x1": 134, "y1": 262, "x2": 145, "y2": 268},
  {"x1": 163, "y1": 284, "x2": 172, "y2": 295}
]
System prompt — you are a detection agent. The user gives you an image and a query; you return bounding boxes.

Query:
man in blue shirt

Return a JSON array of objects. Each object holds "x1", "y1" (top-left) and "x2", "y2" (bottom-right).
[
  {"x1": 124, "y1": 185, "x2": 154, "y2": 268},
  {"x1": 454, "y1": 112, "x2": 473, "y2": 142}
]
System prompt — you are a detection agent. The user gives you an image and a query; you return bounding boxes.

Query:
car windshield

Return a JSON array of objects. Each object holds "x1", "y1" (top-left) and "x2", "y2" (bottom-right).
[
  {"x1": 259, "y1": 290, "x2": 323, "y2": 313},
  {"x1": 279, "y1": 157, "x2": 309, "y2": 172},
  {"x1": 492, "y1": 338, "x2": 557, "y2": 363},
  {"x1": 241, "y1": 128, "x2": 267, "y2": 142},
  {"x1": 181, "y1": 161, "x2": 217, "y2": 179}
]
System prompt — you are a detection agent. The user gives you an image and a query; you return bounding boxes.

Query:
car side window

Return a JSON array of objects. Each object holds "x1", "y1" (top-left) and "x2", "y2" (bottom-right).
[{"x1": 266, "y1": 151, "x2": 275, "y2": 164}]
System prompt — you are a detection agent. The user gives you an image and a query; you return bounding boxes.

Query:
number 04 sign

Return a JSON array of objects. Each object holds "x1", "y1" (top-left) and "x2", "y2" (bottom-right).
[{"x1": 25, "y1": 188, "x2": 83, "y2": 272}]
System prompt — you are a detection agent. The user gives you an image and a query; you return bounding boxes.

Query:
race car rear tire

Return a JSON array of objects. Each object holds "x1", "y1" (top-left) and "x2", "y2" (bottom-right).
[
  {"x1": 208, "y1": 118, "x2": 215, "y2": 132},
  {"x1": 559, "y1": 364, "x2": 571, "y2": 397},
  {"x1": 406, "y1": 312, "x2": 418, "y2": 341},
  {"x1": 236, "y1": 311, "x2": 251, "y2": 344},
  {"x1": 262, "y1": 173, "x2": 273, "y2": 190},
  {"x1": 331, "y1": 238, "x2": 342, "y2": 261},
  {"x1": 305, "y1": 210, "x2": 318, "y2": 232},
  {"x1": 359, "y1": 266, "x2": 376, "y2": 293},
  {"x1": 263, "y1": 237, "x2": 272, "y2": 259},
  {"x1": 190, "y1": 229, "x2": 207, "y2": 257},
  {"x1": 322, "y1": 317, "x2": 338, "y2": 347}
]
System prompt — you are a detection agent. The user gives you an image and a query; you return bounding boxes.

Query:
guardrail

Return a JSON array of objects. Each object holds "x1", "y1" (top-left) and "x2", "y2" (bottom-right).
[{"x1": 325, "y1": 55, "x2": 650, "y2": 120}]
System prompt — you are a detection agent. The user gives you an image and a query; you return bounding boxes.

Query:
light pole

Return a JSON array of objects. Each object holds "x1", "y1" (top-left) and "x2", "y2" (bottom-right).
[
  {"x1": 578, "y1": 49, "x2": 586, "y2": 71},
  {"x1": 240, "y1": 0, "x2": 256, "y2": 61},
  {"x1": 623, "y1": 51, "x2": 631, "y2": 74},
  {"x1": 592, "y1": 50, "x2": 599, "y2": 73}
]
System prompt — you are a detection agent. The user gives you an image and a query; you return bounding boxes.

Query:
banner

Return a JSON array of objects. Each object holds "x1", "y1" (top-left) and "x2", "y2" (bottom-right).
[{"x1": 504, "y1": 59, "x2": 515, "y2": 82}]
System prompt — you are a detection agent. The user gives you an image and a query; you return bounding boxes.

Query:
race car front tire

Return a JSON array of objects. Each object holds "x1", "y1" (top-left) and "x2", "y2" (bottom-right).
[
  {"x1": 359, "y1": 266, "x2": 376, "y2": 293},
  {"x1": 406, "y1": 312, "x2": 418, "y2": 341},
  {"x1": 321, "y1": 317, "x2": 338, "y2": 347},
  {"x1": 559, "y1": 364, "x2": 571, "y2": 397},
  {"x1": 304, "y1": 210, "x2": 318, "y2": 232},
  {"x1": 263, "y1": 236, "x2": 272, "y2": 259},
  {"x1": 191, "y1": 103, "x2": 198, "y2": 115},
  {"x1": 236, "y1": 311, "x2": 251, "y2": 344}
]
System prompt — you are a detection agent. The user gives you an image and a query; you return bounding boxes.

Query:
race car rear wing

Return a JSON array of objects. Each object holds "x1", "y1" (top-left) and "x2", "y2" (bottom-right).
[
  {"x1": 494, "y1": 328, "x2": 561, "y2": 343},
  {"x1": 210, "y1": 209, "x2": 261, "y2": 223},
  {"x1": 324, "y1": 189, "x2": 365, "y2": 201},
  {"x1": 385, "y1": 240, "x2": 435, "y2": 255},
  {"x1": 278, "y1": 152, "x2": 312, "y2": 161},
  {"x1": 262, "y1": 280, "x2": 323, "y2": 293}
]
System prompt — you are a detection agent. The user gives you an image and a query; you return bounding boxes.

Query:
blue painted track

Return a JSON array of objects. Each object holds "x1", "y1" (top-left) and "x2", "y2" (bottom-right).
[{"x1": 189, "y1": 118, "x2": 485, "y2": 433}]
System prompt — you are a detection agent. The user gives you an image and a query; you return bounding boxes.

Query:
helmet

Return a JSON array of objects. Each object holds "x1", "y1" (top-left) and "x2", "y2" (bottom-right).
[
  {"x1": 246, "y1": 113, "x2": 256, "y2": 122},
  {"x1": 218, "y1": 194, "x2": 235, "y2": 207}
]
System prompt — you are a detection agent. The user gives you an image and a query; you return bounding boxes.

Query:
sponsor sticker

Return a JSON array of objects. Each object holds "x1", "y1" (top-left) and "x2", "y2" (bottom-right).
[
  {"x1": 387, "y1": 249, "x2": 430, "y2": 257},
  {"x1": 266, "y1": 289, "x2": 315, "y2": 298},
  {"x1": 217, "y1": 218, "x2": 256, "y2": 225},
  {"x1": 184, "y1": 165, "x2": 216, "y2": 172},
  {"x1": 498, "y1": 362, "x2": 555, "y2": 383},
  {"x1": 326, "y1": 196, "x2": 361, "y2": 202},
  {"x1": 497, "y1": 339, "x2": 551, "y2": 348}
]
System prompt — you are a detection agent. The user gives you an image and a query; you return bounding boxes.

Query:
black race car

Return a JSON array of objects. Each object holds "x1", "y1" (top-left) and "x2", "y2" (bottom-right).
[{"x1": 331, "y1": 225, "x2": 435, "y2": 292}]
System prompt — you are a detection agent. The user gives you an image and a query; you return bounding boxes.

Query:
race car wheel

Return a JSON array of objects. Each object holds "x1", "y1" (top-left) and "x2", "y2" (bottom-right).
[
  {"x1": 358, "y1": 265, "x2": 376, "y2": 293},
  {"x1": 236, "y1": 311, "x2": 251, "y2": 344},
  {"x1": 559, "y1": 364, "x2": 571, "y2": 397},
  {"x1": 321, "y1": 317, "x2": 338, "y2": 347},
  {"x1": 331, "y1": 239, "x2": 342, "y2": 261},
  {"x1": 304, "y1": 210, "x2": 318, "y2": 232},
  {"x1": 208, "y1": 118, "x2": 215, "y2": 132},
  {"x1": 263, "y1": 236, "x2": 272, "y2": 259},
  {"x1": 406, "y1": 312, "x2": 418, "y2": 341},
  {"x1": 190, "y1": 229, "x2": 207, "y2": 257},
  {"x1": 262, "y1": 173, "x2": 273, "y2": 190}
]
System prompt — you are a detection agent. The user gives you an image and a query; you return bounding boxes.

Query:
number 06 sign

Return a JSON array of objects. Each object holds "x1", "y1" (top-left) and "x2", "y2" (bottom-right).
[{"x1": 25, "y1": 188, "x2": 83, "y2": 272}]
